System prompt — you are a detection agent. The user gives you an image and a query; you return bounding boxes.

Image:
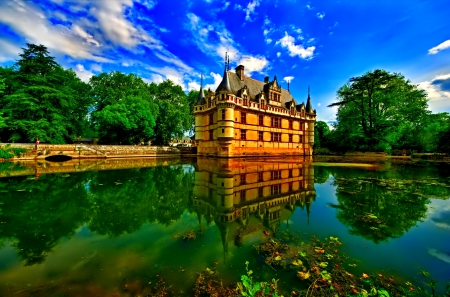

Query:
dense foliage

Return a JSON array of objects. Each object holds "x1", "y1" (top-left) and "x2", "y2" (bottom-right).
[
  {"x1": 0, "y1": 44, "x2": 92, "y2": 143},
  {"x1": 321, "y1": 69, "x2": 450, "y2": 153},
  {"x1": 0, "y1": 44, "x2": 196, "y2": 145}
]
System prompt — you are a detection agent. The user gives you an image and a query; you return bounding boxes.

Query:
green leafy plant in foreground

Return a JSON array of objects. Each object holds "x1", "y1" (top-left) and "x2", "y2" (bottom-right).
[{"x1": 237, "y1": 261, "x2": 283, "y2": 297}]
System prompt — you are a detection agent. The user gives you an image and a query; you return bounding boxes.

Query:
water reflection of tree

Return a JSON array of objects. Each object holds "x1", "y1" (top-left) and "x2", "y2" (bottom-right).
[
  {"x1": 0, "y1": 165, "x2": 194, "y2": 265},
  {"x1": 87, "y1": 166, "x2": 194, "y2": 236},
  {"x1": 331, "y1": 177, "x2": 431, "y2": 243},
  {"x1": 0, "y1": 173, "x2": 92, "y2": 265},
  {"x1": 314, "y1": 166, "x2": 332, "y2": 184}
]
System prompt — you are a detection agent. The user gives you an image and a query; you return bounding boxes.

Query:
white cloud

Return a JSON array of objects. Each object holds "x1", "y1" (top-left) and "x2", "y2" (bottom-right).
[
  {"x1": 186, "y1": 13, "x2": 239, "y2": 62},
  {"x1": 277, "y1": 32, "x2": 315, "y2": 59},
  {"x1": 277, "y1": 52, "x2": 281, "y2": 57},
  {"x1": 135, "y1": 0, "x2": 158, "y2": 10},
  {"x1": 417, "y1": 73, "x2": 450, "y2": 112},
  {"x1": 428, "y1": 40, "x2": 450, "y2": 55},
  {"x1": 244, "y1": 0, "x2": 260, "y2": 22},
  {"x1": 187, "y1": 81, "x2": 201, "y2": 91},
  {"x1": 0, "y1": 39, "x2": 21, "y2": 62},
  {"x1": 266, "y1": 38, "x2": 273, "y2": 44},
  {"x1": 145, "y1": 73, "x2": 164, "y2": 84},
  {"x1": 306, "y1": 4, "x2": 312, "y2": 10},
  {"x1": 238, "y1": 55, "x2": 268, "y2": 76},
  {"x1": 147, "y1": 66, "x2": 192, "y2": 90},
  {"x1": 283, "y1": 76, "x2": 294, "y2": 82},
  {"x1": 0, "y1": 0, "x2": 193, "y2": 78},
  {"x1": 204, "y1": 72, "x2": 223, "y2": 91},
  {"x1": 316, "y1": 12, "x2": 325, "y2": 20},
  {"x1": 186, "y1": 12, "x2": 266, "y2": 74},
  {"x1": 0, "y1": 0, "x2": 111, "y2": 62},
  {"x1": 90, "y1": 0, "x2": 160, "y2": 49},
  {"x1": 234, "y1": 4, "x2": 242, "y2": 10},
  {"x1": 90, "y1": 63, "x2": 102, "y2": 72},
  {"x1": 317, "y1": 102, "x2": 321, "y2": 107},
  {"x1": 74, "y1": 64, "x2": 94, "y2": 82},
  {"x1": 72, "y1": 25, "x2": 100, "y2": 47}
]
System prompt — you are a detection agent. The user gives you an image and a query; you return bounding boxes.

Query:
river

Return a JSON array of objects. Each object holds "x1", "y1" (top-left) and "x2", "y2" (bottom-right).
[{"x1": 0, "y1": 157, "x2": 449, "y2": 296}]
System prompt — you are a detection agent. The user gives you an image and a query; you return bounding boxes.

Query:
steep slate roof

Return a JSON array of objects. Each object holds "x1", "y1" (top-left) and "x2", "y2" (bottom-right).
[{"x1": 216, "y1": 71, "x2": 298, "y2": 110}]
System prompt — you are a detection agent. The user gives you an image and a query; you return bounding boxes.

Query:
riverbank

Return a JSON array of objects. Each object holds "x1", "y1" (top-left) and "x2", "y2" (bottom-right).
[
  {"x1": 0, "y1": 158, "x2": 196, "y2": 178},
  {"x1": 1, "y1": 143, "x2": 197, "y2": 160}
]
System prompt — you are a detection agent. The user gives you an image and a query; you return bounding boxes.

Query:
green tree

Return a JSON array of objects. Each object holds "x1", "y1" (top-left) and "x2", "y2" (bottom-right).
[
  {"x1": 90, "y1": 71, "x2": 157, "y2": 144},
  {"x1": 0, "y1": 76, "x2": 6, "y2": 129},
  {"x1": 150, "y1": 80, "x2": 192, "y2": 145},
  {"x1": 0, "y1": 44, "x2": 91, "y2": 143},
  {"x1": 314, "y1": 121, "x2": 330, "y2": 149},
  {"x1": 186, "y1": 89, "x2": 200, "y2": 135},
  {"x1": 418, "y1": 113, "x2": 450, "y2": 152},
  {"x1": 328, "y1": 70, "x2": 428, "y2": 152}
]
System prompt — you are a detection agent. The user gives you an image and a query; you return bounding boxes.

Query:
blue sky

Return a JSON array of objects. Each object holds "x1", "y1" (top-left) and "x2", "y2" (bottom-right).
[{"x1": 1, "y1": 0, "x2": 449, "y2": 123}]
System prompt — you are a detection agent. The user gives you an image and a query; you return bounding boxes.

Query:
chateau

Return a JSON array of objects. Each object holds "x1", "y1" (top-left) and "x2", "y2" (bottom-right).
[{"x1": 194, "y1": 59, "x2": 316, "y2": 157}]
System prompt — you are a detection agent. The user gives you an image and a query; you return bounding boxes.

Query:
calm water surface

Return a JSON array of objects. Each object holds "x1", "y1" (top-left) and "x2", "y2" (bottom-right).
[{"x1": 0, "y1": 158, "x2": 449, "y2": 296}]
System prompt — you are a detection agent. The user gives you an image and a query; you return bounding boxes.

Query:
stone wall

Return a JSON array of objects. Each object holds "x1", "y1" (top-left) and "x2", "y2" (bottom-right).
[{"x1": 3, "y1": 143, "x2": 192, "y2": 160}]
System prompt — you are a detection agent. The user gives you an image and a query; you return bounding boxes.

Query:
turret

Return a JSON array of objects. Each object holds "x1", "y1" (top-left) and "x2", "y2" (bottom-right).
[{"x1": 194, "y1": 76, "x2": 206, "y2": 141}]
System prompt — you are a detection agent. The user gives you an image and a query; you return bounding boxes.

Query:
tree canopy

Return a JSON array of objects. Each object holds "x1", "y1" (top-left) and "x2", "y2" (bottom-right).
[
  {"x1": 0, "y1": 44, "x2": 92, "y2": 143},
  {"x1": 90, "y1": 71, "x2": 158, "y2": 144},
  {"x1": 149, "y1": 80, "x2": 192, "y2": 145},
  {"x1": 0, "y1": 44, "x2": 196, "y2": 145},
  {"x1": 327, "y1": 69, "x2": 430, "y2": 152}
]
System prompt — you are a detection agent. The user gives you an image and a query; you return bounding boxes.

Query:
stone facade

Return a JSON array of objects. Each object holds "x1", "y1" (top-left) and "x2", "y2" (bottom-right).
[{"x1": 194, "y1": 62, "x2": 316, "y2": 157}]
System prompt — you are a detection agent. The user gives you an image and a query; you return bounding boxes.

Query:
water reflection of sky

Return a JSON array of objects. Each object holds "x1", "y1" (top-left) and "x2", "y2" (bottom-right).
[{"x1": 0, "y1": 160, "x2": 449, "y2": 295}]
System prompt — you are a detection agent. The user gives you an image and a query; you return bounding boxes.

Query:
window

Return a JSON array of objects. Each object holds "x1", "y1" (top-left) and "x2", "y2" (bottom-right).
[
  {"x1": 289, "y1": 120, "x2": 293, "y2": 129},
  {"x1": 271, "y1": 170, "x2": 281, "y2": 180},
  {"x1": 209, "y1": 113, "x2": 214, "y2": 125},
  {"x1": 240, "y1": 190, "x2": 246, "y2": 202},
  {"x1": 289, "y1": 134, "x2": 293, "y2": 143},
  {"x1": 241, "y1": 129, "x2": 246, "y2": 140},
  {"x1": 258, "y1": 187, "x2": 263, "y2": 198},
  {"x1": 243, "y1": 95, "x2": 248, "y2": 106},
  {"x1": 271, "y1": 184, "x2": 281, "y2": 195},
  {"x1": 259, "y1": 115, "x2": 263, "y2": 126},
  {"x1": 222, "y1": 109, "x2": 226, "y2": 120},
  {"x1": 258, "y1": 131, "x2": 263, "y2": 141},
  {"x1": 271, "y1": 132, "x2": 281, "y2": 142},
  {"x1": 209, "y1": 130, "x2": 214, "y2": 140},
  {"x1": 271, "y1": 117, "x2": 281, "y2": 128},
  {"x1": 240, "y1": 173, "x2": 246, "y2": 184},
  {"x1": 241, "y1": 112, "x2": 246, "y2": 124},
  {"x1": 258, "y1": 171, "x2": 263, "y2": 182}
]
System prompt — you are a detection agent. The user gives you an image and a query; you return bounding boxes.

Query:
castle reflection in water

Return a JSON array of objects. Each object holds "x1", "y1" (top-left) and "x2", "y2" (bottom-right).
[{"x1": 193, "y1": 157, "x2": 316, "y2": 259}]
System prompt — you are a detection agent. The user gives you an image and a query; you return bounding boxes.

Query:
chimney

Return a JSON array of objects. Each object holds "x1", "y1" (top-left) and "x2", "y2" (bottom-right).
[
  {"x1": 264, "y1": 76, "x2": 269, "y2": 83},
  {"x1": 235, "y1": 65, "x2": 245, "y2": 81}
]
